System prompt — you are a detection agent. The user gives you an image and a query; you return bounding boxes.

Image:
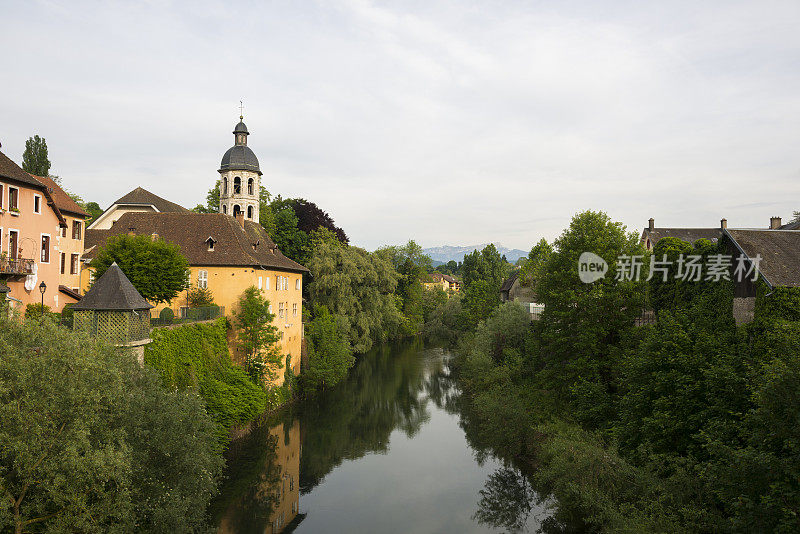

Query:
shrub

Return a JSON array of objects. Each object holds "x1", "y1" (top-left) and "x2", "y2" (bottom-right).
[
  {"x1": 159, "y1": 307, "x2": 175, "y2": 324},
  {"x1": 25, "y1": 302, "x2": 51, "y2": 319}
]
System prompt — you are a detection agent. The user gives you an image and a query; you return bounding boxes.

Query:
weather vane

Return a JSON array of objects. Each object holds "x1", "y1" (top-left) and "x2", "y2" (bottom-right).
[{"x1": 239, "y1": 100, "x2": 243, "y2": 120}]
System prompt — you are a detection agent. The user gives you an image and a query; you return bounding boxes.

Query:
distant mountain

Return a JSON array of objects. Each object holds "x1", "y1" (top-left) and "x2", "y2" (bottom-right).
[{"x1": 423, "y1": 244, "x2": 528, "y2": 265}]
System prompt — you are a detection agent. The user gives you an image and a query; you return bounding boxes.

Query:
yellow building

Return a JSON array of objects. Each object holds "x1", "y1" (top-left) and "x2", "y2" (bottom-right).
[
  {"x1": 422, "y1": 272, "x2": 460, "y2": 293},
  {"x1": 83, "y1": 211, "x2": 308, "y2": 386}
]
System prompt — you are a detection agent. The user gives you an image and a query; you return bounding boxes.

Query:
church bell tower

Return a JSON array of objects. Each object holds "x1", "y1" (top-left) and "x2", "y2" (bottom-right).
[{"x1": 218, "y1": 115, "x2": 262, "y2": 221}]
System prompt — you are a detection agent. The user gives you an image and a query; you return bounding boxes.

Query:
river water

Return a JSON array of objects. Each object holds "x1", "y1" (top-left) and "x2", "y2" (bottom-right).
[{"x1": 212, "y1": 340, "x2": 550, "y2": 533}]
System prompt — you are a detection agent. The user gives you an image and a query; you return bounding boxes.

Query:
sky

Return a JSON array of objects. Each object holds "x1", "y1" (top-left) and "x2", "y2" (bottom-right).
[{"x1": 1, "y1": 0, "x2": 799, "y2": 251}]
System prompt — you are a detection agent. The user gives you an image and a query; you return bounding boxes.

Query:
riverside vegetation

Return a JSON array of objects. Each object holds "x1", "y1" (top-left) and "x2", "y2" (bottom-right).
[{"x1": 440, "y1": 210, "x2": 800, "y2": 533}]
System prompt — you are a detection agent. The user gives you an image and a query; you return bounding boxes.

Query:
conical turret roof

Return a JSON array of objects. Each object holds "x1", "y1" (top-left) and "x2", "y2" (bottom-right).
[{"x1": 72, "y1": 262, "x2": 153, "y2": 311}]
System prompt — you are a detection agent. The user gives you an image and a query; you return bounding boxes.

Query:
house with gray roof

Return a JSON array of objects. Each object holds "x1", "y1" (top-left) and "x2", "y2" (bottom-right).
[{"x1": 87, "y1": 186, "x2": 189, "y2": 230}]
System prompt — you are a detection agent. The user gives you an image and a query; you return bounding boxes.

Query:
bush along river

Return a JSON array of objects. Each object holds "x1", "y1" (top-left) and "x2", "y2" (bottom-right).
[{"x1": 210, "y1": 339, "x2": 557, "y2": 533}]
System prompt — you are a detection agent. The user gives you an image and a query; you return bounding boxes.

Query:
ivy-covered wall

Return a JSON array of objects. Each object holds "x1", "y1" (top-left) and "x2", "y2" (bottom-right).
[{"x1": 144, "y1": 318, "x2": 267, "y2": 441}]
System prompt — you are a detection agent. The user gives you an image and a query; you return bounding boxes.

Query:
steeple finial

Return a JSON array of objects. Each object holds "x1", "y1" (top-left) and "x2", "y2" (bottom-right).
[{"x1": 239, "y1": 100, "x2": 244, "y2": 120}]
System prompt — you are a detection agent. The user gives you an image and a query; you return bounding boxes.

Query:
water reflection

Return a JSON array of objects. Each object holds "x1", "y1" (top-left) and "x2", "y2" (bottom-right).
[{"x1": 213, "y1": 340, "x2": 548, "y2": 533}]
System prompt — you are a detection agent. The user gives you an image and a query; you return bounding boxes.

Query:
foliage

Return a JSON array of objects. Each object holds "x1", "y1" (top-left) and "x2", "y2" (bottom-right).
[
  {"x1": 90, "y1": 234, "x2": 191, "y2": 305},
  {"x1": 21, "y1": 135, "x2": 51, "y2": 177},
  {"x1": 233, "y1": 287, "x2": 283, "y2": 383},
  {"x1": 459, "y1": 244, "x2": 509, "y2": 328},
  {"x1": 157, "y1": 308, "x2": 174, "y2": 325},
  {"x1": 24, "y1": 303, "x2": 51, "y2": 319},
  {"x1": 518, "y1": 238, "x2": 552, "y2": 291},
  {"x1": 422, "y1": 291, "x2": 469, "y2": 345},
  {"x1": 0, "y1": 317, "x2": 223, "y2": 533},
  {"x1": 301, "y1": 306, "x2": 355, "y2": 393},
  {"x1": 188, "y1": 285, "x2": 215, "y2": 308},
  {"x1": 269, "y1": 204, "x2": 311, "y2": 265},
  {"x1": 193, "y1": 179, "x2": 222, "y2": 214},
  {"x1": 273, "y1": 196, "x2": 348, "y2": 244},
  {"x1": 306, "y1": 228, "x2": 403, "y2": 353},
  {"x1": 145, "y1": 318, "x2": 269, "y2": 437},
  {"x1": 84, "y1": 201, "x2": 103, "y2": 225},
  {"x1": 535, "y1": 210, "x2": 646, "y2": 422},
  {"x1": 378, "y1": 240, "x2": 432, "y2": 335}
]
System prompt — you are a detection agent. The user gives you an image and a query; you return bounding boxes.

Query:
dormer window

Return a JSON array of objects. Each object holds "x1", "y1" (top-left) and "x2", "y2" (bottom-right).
[{"x1": 206, "y1": 236, "x2": 217, "y2": 252}]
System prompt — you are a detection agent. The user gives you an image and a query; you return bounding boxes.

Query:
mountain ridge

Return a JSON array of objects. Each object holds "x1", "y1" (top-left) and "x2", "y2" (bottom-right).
[{"x1": 423, "y1": 243, "x2": 528, "y2": 265}]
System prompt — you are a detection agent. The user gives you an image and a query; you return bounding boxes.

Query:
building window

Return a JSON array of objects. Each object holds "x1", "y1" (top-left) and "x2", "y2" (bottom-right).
[
  {"x1": 60, "y1": 226, "x2": 66, "y2": 238},
  {"x1": 198, "y1": 270, "x2": 208, "y2": 289},
  {"x1": 41, "y1": 234, "x2": 50, "y2": 263},
  {"x1": 222, "y1": 204, "x2": 227, "y2": 214},
  {"x1": 247, "y1": 178, "x2": 254, "y2": 195},
  {"x1": 233, "y1": 205, "x2": 241, "y2": 217},
  {"x1": 278, "y1": 302, "x2": 284, "y2": 318},
  {"x1": 293, "y1": 303, "x2": 297, "y2": 317},
  {"x1": 70, "y1": 254, "x2": 79, "y2": 275},
  {"x1": 247, "y1": 205, "x2": 253, "y2": 219},
  {"x1": 265, "y1": 276, "x2": 270, "y2": 290},
  {"x1": 295, "y1": 278, "x2": 301, "y2": 290},
  {"x1": 9, "y1": 187, "x2": 18, "y2": 211},
  {"x1": 33, "y1": 194, "x2": 41, "y2": 214},
  {"x1": 72, "y1": 220, "x2": 82, "y2": 240},
  {"x1": 268, "y1": 304, "x2": 273, "y2": 314},
  {"x1": 9, "y1": 230, "x2": 19, "y2": 259},
  {"x1": 60, "y1": 252, "x2": 66, "y2": 274},
  {"x1": 0, "y1": 184, "x2": 3, "y2": 208},
  {"x1": 223, "y1": 177, "x2": 228, "y2": 195},
  {"x1": 258, "y1": 276, "x2": 263, "y2": 290},
  {"x1": 234, "y1": 177, "x2": 241, "y2": 194}
]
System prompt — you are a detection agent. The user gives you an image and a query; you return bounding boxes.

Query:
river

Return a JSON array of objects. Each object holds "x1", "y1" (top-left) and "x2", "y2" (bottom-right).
[{"x1": 212, "y1": 340, "x2": 551, "y2": 533}]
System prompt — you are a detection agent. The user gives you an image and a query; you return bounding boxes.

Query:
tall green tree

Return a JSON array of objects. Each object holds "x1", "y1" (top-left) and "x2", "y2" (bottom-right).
[
  {"x1": 460, "y1": 244, "x2": 509, "y2": 327},
  {"x1": 378, "y1": 240, "x2": 432, "y2": 335},
  {"x1": 0, "y1": 318, "x2": 223, "y2": 533},
  {"x1": 90, "y1": 234, "x2": 191, "y2": 304},
  {"x1": 302, "y1": 306, "x2": 355, "y2": 393},
  {"x1": 535, "y1": 210, "x2": 646, "y2": 427},
  {"x1": 233, "y1": 287, "x2": 283, "y2": 383},
  {"x1": 21, "y1": 135, "x2": 50, "y2": 177},
  {"x1": 518, "y1": 238, "x2": 552, "y2": 291},
  {"x1": 307, "y1": 229, "x2": 403, "y2": 353}
]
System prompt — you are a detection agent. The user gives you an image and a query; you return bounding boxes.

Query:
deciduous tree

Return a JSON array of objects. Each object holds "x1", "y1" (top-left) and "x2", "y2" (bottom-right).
[{"x1": 21, "y1": 135, "x2": 50, "y2": 177}]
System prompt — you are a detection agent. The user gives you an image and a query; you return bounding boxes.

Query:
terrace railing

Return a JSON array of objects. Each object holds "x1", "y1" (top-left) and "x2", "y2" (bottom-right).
[{"x1": 0, "y1": 257, "x2": 35, "y2": 276}]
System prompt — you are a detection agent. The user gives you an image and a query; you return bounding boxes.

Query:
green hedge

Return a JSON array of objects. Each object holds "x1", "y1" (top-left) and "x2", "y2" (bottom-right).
[{"x1": 144, "y1": 318, "x2": 267, "y2": 440}]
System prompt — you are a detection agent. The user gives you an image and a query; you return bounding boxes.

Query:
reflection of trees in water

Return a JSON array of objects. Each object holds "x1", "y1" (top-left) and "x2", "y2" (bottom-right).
[
  {"x1": 473, "y1": 467, "x2": 535, "y2": 533},
  {"x1": 210, "y1": 419, "x2": 282, "y2": 532},
  {"x1": 299, "y1": 339, "x2": 432, "y2": 493}
]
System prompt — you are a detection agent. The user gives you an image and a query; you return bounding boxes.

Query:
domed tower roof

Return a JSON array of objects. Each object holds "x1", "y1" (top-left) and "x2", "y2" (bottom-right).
[{"x1": 219, "y1": 116, "x2": 261, "y2": 175}]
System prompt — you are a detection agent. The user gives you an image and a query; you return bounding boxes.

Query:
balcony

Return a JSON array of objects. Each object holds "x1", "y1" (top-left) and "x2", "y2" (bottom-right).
[{"x1": 0, "y1": 257, "x2": 35, "y2": 276}]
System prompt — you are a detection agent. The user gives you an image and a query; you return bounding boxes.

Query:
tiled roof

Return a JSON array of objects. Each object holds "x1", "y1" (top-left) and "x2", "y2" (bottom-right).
[
  {"x1": 725, "y1": 229, "x2": 800, "y2": 288},
  {"x1": 642, "y1": 228, "x2": 721, "y2": 246},
  {"x1": 85, "y1": 212, "x2": 308, "y2": 273},
  {"x1": 111, "y1": 187, "x2": 189, "y2": 213},
  {"x1": 441, "y1": 274, "x2": 458, "y2": 284},
  {"x1": 500, "y1": 270, "x2": 519, "y2": 292},
  {"x1": 0, "y1": 150, "x2": 45, "y2": 188},
  {"x1": 31, "y1": 174, "x2": 88, "y2": 217},
  {"x1": 72, "y1": 262, "x2": 152, "y2": 311}
]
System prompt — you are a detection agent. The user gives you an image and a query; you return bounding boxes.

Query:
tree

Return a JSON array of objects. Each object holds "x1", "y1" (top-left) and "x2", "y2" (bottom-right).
[
  {"x1": 187, "y1": 285, "x2": 215, "y2": 307},
  {"x1": 269, "y1": 205, "x2": 311, "y2": 265},
  {"x1": 460, "y1": 244, "x2": 509, "y2": 327},
  {"x1": 306, "y1": 228, "x2": 403, "y2": 353},
  {"x1": 90, "y1": 234, "x2": 191, "y2": 304},
  {"x1": 233, "y1": 287, "x2": 283, "y2": 383},
  {"x1": 535, "y1": 210, "x2": 646, "y2": 427},
  {"x1": 193, "y1": 180, "x2": 221, "y2": 214},
  {"x1": 302, "y1": 306, "x2": 355, "y2": 393},
  {"x1": 276, "y1": 197, "x2": 348, "y2": 244},
  {"x1": 84, "y1": 202, "x2": 103, "y2": 225},
  {"x1": 378, "y1": 240, "x2": 432, "y2": 335},
  {"x1": 0, "y1": 318, "x2": 223, "y2": 533},
  {"x1": 518, "y1": 238, "x2": 552, "y2": 291},
  {"x1": 21, "y1": 135, "x2": 50, "y2": 177}
]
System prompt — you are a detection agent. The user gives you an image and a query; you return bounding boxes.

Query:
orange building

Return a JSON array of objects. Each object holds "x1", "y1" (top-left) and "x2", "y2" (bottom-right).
[
  {"x1": 0, "y1": 150, "x2": 85, "y2": 313},
  {"x1": 84, "y1": 211, "x2": 308, "y2": 386}
]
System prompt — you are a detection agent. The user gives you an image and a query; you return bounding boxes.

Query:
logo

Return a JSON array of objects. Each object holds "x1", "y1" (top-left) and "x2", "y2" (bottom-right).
[{"x1": 578, "y1": 252, "x2": 608, "y2": 283}]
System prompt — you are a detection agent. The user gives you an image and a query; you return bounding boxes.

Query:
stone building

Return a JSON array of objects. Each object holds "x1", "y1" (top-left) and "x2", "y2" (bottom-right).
[{"x1": 218, "y1": 117, "x2": 262, "y2": 222}]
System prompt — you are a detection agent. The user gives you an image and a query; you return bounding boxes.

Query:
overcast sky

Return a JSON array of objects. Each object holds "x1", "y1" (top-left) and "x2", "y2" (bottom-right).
[{"x1": 2, "y1": 1, "x2": 799, "y2": 251}]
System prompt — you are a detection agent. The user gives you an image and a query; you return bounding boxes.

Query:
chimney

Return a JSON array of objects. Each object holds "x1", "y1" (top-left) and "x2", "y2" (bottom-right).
[
  {"x1": 235, "y1": 212, "x2": 245, "y2": 228},
  {"x1": 770, "y1": 216, "x2": 782, "y2": 230},
  {"x1": 648, "y1": 218, "x2": 654, "y2": 231},
  {"x1": 720, "y1": 218, "x2": 727, "y2": 229},
  {"x1": 127, "y1": 226, "x2": 136, "y2": 236}
]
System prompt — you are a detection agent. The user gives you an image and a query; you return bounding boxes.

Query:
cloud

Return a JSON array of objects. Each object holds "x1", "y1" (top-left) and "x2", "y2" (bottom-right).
[{"x1": 1, "y1": 1, "x2": 798, "y2": 249}]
